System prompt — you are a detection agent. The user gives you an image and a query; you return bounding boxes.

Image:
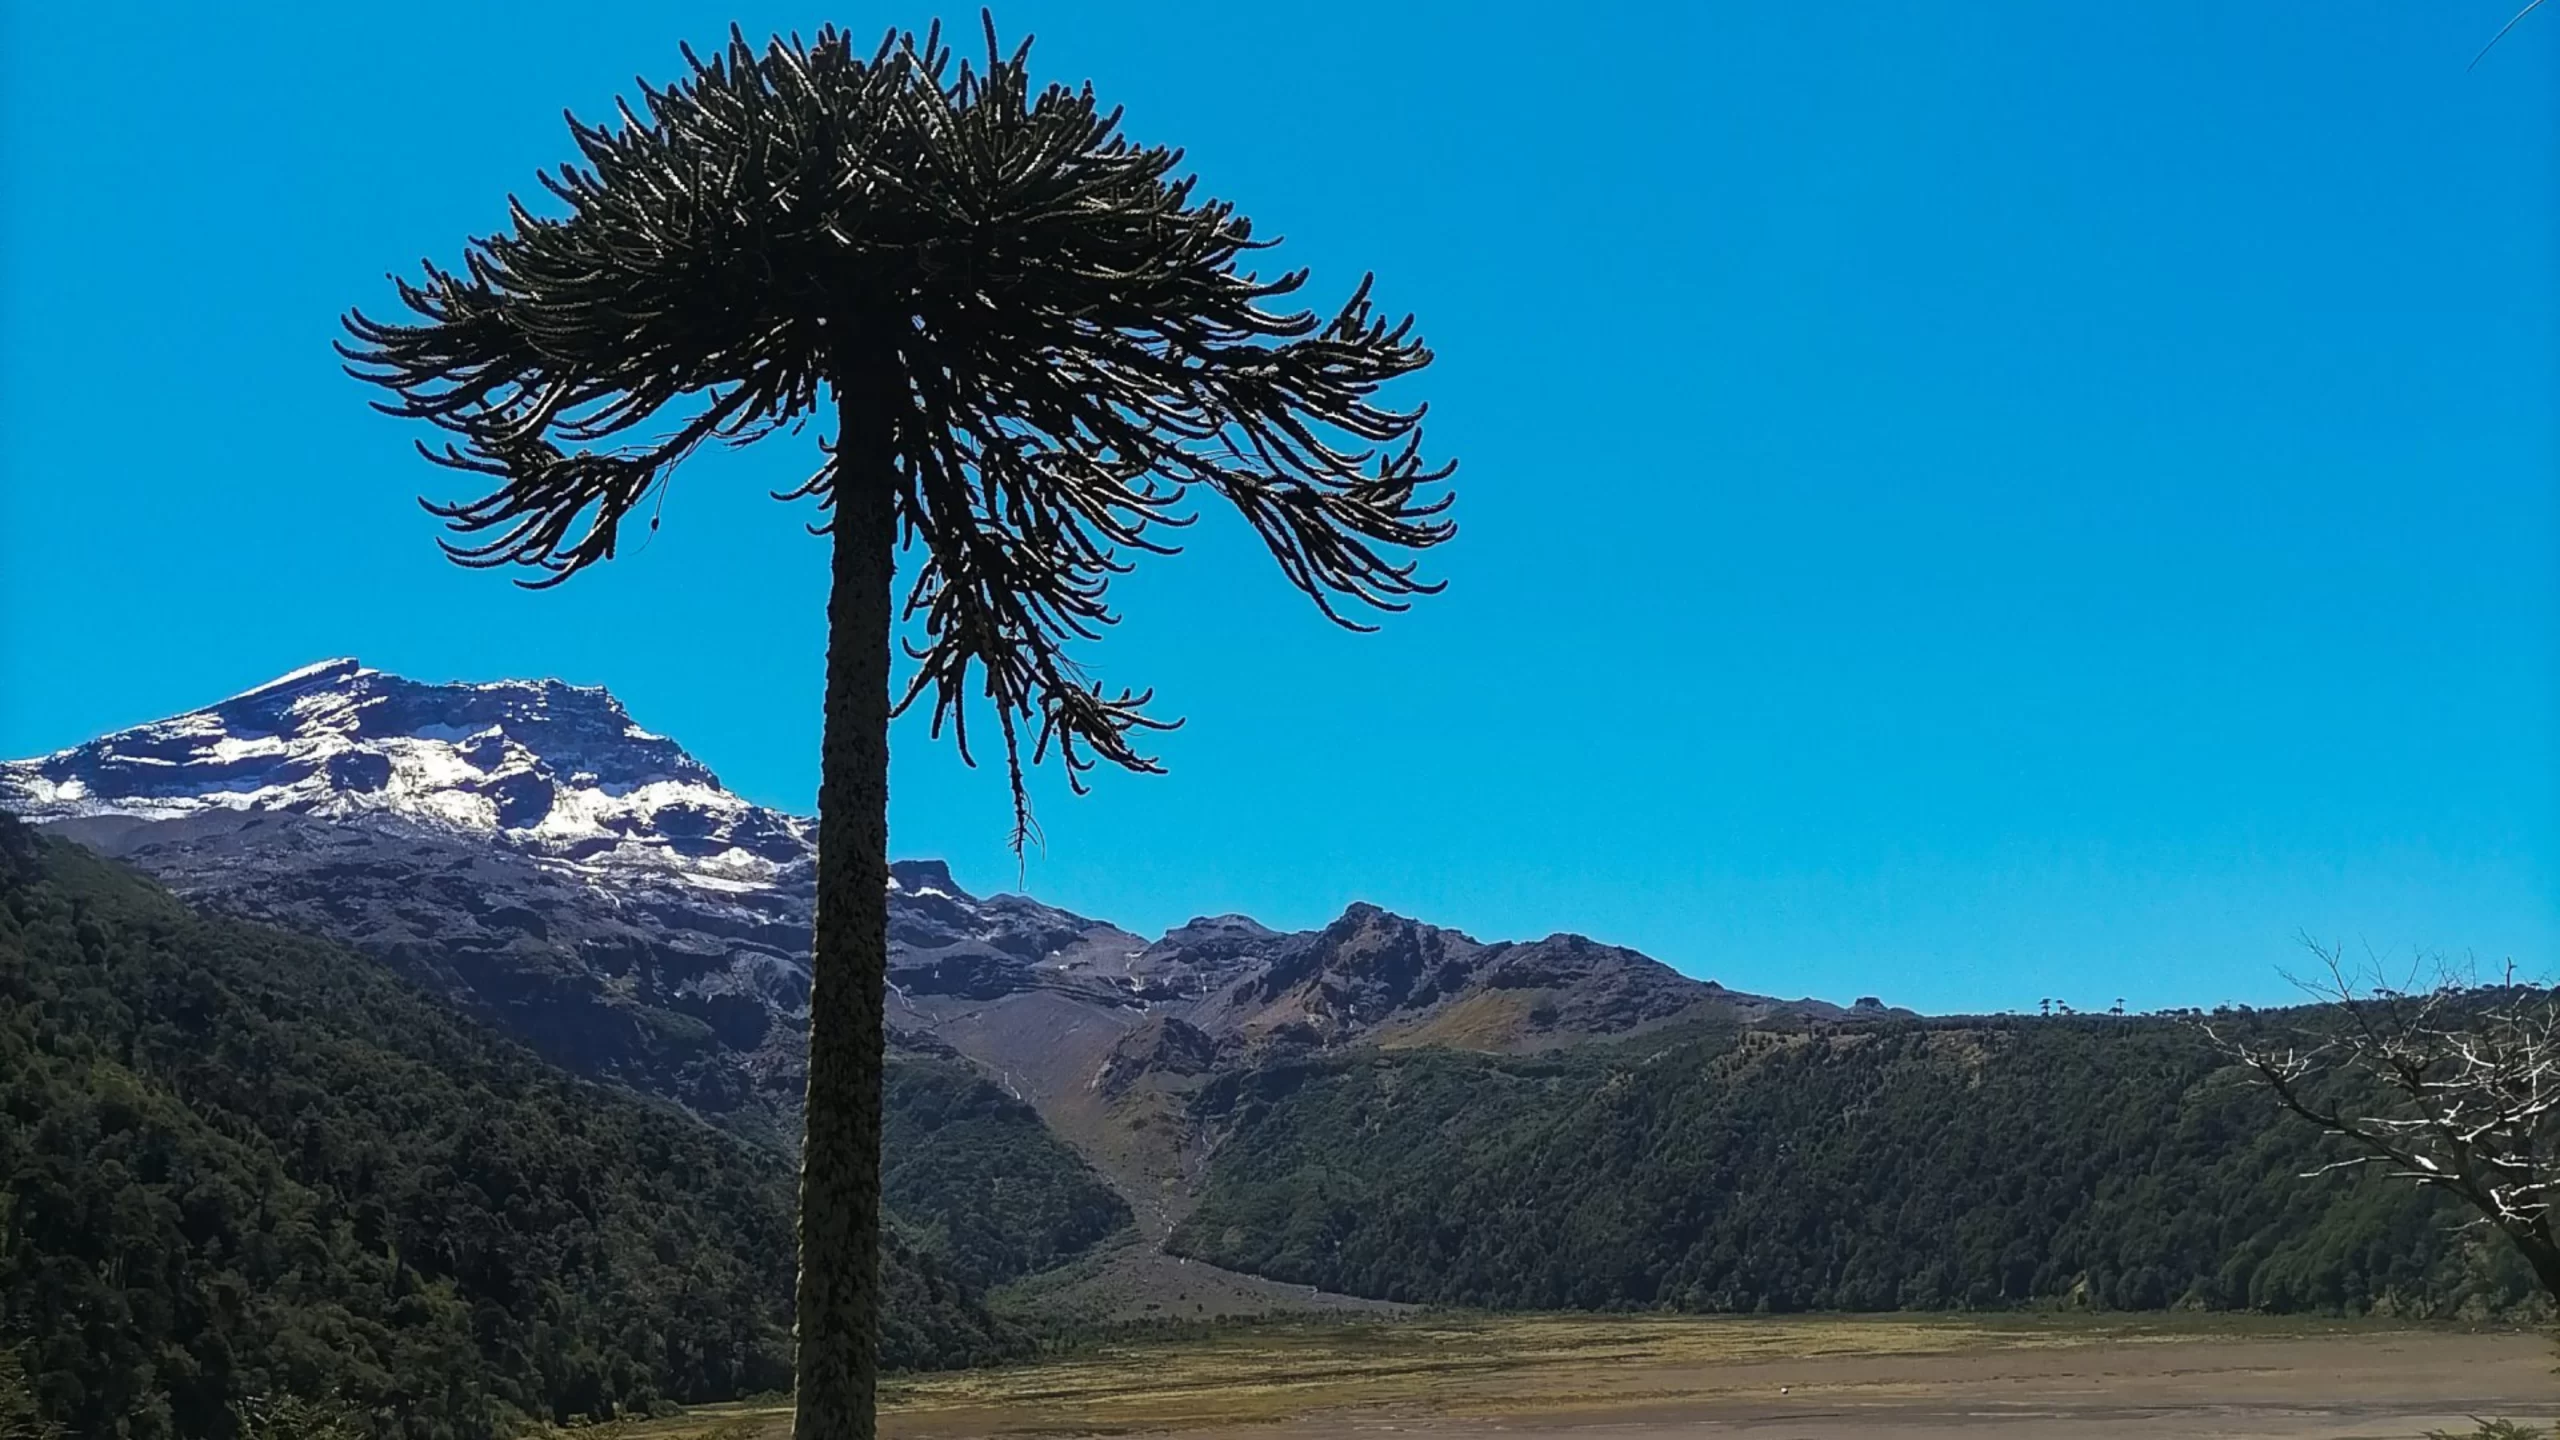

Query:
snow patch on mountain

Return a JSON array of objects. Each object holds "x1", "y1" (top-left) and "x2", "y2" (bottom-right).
[
  {"x1": 0, "y1": 658, "x2": 815, "y2": 894},
  {"x1": 3, "y1": 659, "x2": 1897, "y2": 1076}
]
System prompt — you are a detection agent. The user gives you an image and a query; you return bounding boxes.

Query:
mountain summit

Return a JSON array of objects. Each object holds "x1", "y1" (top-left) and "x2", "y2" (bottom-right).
[{"x1": 0, "y1": 659, "x2": 815, "y2": 890}]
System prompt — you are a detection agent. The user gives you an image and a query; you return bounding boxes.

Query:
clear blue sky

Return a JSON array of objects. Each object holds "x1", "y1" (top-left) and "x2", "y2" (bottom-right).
[{"x1": 3, "y1": 3, "x2": 2553, "y2": 1014}]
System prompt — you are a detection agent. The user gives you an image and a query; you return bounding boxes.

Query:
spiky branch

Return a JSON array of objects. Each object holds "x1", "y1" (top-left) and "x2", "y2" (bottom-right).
[{"x1": 339, "y1": 16, "x2": 1454, "y2": 848}]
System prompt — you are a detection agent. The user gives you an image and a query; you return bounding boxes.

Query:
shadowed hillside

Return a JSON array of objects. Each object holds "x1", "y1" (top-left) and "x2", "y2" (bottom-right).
[{"x1": 0, "y1": 815, "x2": 1022, "y2": 1439}]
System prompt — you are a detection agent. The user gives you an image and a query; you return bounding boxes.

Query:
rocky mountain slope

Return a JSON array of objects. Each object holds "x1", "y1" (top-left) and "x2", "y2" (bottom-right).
[
  {"x1": 4, "y1": 660, "x2": 1892, "y2": 1306},
  {"x1": 20, "y1": 662, "x2": 2481, "y2": 1334}
]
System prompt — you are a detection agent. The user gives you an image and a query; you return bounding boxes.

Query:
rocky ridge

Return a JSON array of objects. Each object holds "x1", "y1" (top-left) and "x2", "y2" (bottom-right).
[{"x1": 5, "y1": 660, "x2": 1893, "y2": 1200}]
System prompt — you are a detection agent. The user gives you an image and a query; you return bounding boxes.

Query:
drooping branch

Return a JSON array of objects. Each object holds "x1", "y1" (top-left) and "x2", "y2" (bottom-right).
[{"x1": 344, "y1": 14, "x2": 1454, "y2": 850}]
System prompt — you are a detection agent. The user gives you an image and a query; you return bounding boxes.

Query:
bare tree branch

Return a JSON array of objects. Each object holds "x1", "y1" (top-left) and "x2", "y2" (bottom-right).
[{"x1": 2200, "y1": 941, "x2": 2560, "y2": 1299}]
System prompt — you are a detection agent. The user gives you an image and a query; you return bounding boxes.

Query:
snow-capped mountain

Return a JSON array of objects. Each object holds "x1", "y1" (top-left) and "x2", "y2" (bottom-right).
[
  {"x1": 1, "y1": 657, "x2": 815, "y2": 892},
  {"x1": 0, "y1": 659, "x2": 1198, "y2": 1140}
]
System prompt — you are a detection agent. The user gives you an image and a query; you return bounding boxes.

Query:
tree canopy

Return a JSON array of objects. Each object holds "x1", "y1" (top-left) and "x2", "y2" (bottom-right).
[{"x1": 340, "y1": 17, "x2": 1455, "y2": 840}]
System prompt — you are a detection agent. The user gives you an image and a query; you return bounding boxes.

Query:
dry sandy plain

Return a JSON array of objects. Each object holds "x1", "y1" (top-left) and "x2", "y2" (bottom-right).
[{"x1": 635, "y1": 1315, "x2": 2557, "y2": 1440}]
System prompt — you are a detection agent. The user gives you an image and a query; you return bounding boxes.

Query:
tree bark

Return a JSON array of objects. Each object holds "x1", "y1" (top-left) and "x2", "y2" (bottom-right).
[
  {"x1": 794, "y1": 366, "x2": 899, "y2": 1440},
  {"x1": 2507, "y1": 1221, "x2": 2560, "y2": 1309}
]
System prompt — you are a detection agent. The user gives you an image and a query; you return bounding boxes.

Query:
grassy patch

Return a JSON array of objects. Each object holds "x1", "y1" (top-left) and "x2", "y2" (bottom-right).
[{"x1": 619, "y1": 1309, "x2": 2490, "y2": 1440}]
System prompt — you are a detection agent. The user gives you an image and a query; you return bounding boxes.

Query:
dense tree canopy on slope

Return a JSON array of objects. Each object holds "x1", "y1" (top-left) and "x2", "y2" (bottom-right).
[
  {"x1": 883, "y1": 1060, "x2": 1129, "y2": 1290},
  {"x1": 0, "y1": 817, "x2": 1022, "y2": 1439},
  {"x1": 1173, "y1": 1020, "x2": 2542, "y2": 1318}
]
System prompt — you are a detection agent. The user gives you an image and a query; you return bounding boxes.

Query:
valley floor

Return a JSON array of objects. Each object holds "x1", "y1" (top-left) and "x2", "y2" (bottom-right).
[{"x1": 636, "y1": 1314, "x2": 2558, "y2": 1439}]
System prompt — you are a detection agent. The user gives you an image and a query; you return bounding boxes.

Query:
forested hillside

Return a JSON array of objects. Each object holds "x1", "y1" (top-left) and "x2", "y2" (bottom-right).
[
  {"x1": 0, "y1": 817, "x2": 1024, "y2": 1439},
  {"x1": 883, "y1": 1059, "x2": 1131, "y2": 1290},
  {"x1": 10, "y1": 789, "x2": 2540, "y2": 1435},
  {"x1": 1172, "y1": 1020, "x2": 2540, "y2": 1319}
]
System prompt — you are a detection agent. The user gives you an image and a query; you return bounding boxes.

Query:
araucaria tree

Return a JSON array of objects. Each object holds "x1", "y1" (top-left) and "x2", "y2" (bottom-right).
[
  {"x1": 340, "y1": 18, "x2": 1454, "y2": 1438},
  {"x1": 2207, "y1": 946, "x2": 2560, "y2": 1305}
]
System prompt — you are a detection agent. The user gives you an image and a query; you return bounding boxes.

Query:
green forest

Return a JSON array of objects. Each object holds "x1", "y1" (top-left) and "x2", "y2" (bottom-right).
[
  {"x1": 8, "y1": 802, "x2": 2546, "y2": 1438},
  {"x1": 1171, "y1": 1019, "x2": 2540, "y2": 1318},
  {"x1": 0, "y1": 817, "x2": 1080, "y2": 1438},
  {"x1": 882, "y1": 1060, "x2": 1129, "y2": 1291}
]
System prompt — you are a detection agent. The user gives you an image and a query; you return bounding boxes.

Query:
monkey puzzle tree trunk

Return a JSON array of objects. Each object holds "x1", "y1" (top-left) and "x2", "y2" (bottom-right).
[{"x1": 794, "y1": 361, "x2": 899, "y2": 1440}]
